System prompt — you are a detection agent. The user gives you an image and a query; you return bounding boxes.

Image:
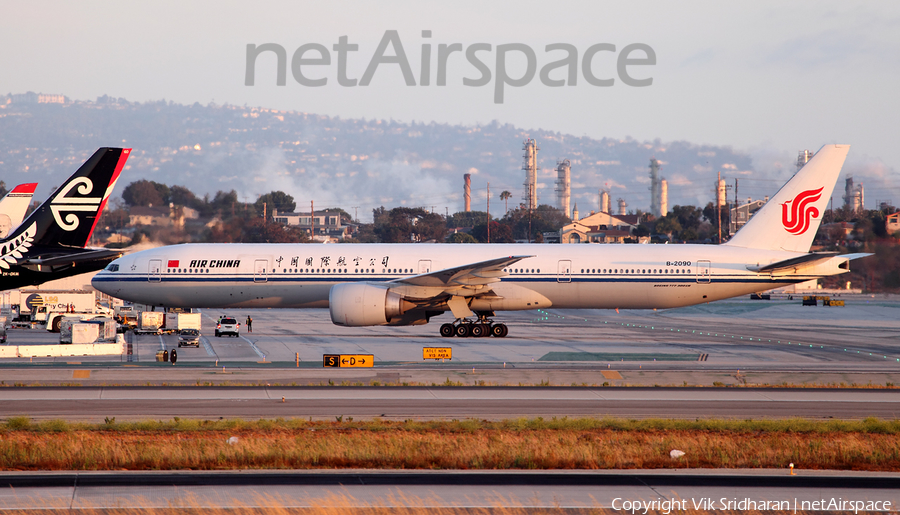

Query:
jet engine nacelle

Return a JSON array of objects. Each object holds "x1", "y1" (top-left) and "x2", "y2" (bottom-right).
[{"x1": 329, "y1": 283, "x2": 408, "y2": 326}]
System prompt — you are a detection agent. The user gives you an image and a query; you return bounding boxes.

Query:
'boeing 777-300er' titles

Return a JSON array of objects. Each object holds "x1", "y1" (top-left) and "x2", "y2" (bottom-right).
[{"x1": 93, "y1": 144, "x2": 867, "y2": 337}]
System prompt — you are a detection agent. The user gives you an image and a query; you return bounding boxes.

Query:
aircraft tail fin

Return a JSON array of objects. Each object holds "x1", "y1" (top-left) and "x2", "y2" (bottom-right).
[
  {"x1": 4, "y1": 148, "x2": 130, "y2": 250},
  {"x1": 724, "y1": 144, "x2": 849, "y2": 253},
  {"x1": 0, "y1": 183, "x2": 38, "y2": 237}
]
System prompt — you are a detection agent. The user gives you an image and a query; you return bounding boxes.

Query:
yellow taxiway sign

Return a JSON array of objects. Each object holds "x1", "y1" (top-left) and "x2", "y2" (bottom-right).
[
  {"x1": 323, "y1": 354, "x2": 374, "y2": 368},
  {"x1": 423, "y1": 347, "x2": 452, "y2": 360}
]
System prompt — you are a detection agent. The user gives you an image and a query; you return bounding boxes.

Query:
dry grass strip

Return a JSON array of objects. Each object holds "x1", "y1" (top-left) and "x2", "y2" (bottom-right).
[{"x1": 0, "y1": 416, "x2": 897, "y2": 471}]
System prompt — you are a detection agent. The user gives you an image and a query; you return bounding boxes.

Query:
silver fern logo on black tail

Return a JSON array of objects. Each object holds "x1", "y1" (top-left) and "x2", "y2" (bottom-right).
[
  {"x1": 50, "y1": 178, "x2": 101, "y2": 231},
  {"x1": 0, "y1": 223, "x2": 35, "y2": 270}
]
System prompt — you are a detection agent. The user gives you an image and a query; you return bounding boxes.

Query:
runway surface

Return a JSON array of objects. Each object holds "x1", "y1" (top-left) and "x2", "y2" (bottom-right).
[
  {"x1": 0, "y1": 471, "x2": 896, "y2": 510},
  {"x1": 1, "y1": 386, "x2": 897, "y2": 421}
]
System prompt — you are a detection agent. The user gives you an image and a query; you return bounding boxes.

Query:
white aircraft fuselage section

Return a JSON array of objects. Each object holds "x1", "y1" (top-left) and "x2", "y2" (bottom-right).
[{"x1": 92, "y1": 242, "x2": 844, "y2": 310}]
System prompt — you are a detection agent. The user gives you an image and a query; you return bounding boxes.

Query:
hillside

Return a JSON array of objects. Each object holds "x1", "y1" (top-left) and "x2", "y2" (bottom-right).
[{"x1": 0, "y1": 95, "x2": 754, "y2": 219}]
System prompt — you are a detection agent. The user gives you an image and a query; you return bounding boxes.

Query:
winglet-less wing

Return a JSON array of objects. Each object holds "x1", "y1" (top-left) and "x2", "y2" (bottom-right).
[{"x1": 389, "y1": 255, "x2": 533, "y2": 288}]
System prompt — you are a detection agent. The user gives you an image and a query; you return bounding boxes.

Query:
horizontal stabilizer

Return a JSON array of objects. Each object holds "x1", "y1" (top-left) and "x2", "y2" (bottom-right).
[
  {"x1": 748, "y1": 252, "x2": 872, "y2": 273},
  {"x1": 747, "y1": 252, "x2": 838, "y2": 272},
  {"x1": 23, "y1": 248, "x2": 124, "y2": 268}
]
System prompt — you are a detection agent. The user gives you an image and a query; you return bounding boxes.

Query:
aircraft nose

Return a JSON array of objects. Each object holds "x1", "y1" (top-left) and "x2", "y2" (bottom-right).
[{"x1": 91, "y1": 258, "x2": 122, "y2": 292}]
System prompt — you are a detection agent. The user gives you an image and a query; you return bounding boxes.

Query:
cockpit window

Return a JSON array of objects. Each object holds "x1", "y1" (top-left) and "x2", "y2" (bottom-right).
[{"x1": 106, "y1": 264, "x2": 119, "y2": 272}]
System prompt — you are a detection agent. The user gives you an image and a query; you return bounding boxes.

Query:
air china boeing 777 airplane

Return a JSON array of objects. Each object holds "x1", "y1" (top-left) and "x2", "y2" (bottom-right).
[{"x1": 93, "y1": 144, "x2": 867, "y2": 338}]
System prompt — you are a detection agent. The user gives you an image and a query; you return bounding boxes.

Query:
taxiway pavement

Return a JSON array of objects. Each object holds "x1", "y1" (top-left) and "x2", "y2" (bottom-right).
[
  {"x1": 0, "y1": 470, "x2": 896, "y2": 510},
  {"x1": 0, "y1": 386, "x2": 896, "y2": 421}
]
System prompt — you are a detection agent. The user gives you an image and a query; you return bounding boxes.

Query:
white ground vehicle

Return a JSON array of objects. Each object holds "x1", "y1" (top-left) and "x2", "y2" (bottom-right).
[
  {"x1": 136, "y1": 311, "x2": 165, "y2": 335},
  {"x1": 15, "y1": 290, "x2": 113, "y2": 332},
  {"x1": 164, "y1": 312, "x2": 201, "y2": 333},
  {"x1": 46, "y1": 305, "x2": 114, "y2": 333},
  {"x1": 215, "y1": 316, "x2": 240, "y2": 337},
  {"x1": 21, "y1": 291, "x2": 95, "y2": 320},
  {"x1": 59, "y1": 317, "x2": 116, "y2": 344}
]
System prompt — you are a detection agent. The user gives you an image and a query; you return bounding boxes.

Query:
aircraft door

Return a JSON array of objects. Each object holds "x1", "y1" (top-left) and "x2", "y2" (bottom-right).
[
  {"x1": 418, "y1": 260, "x2": 432, "y2": 274},
  {"x1": 254, "y1": 259, "x2": 268, "y2": 283},
  {"x1": 148, "y1": 259, "x2": 162, "y2": 282},
  {"x1": 557, "y1": 260, "x2": 572, "y2": 283},
  {"x1": 696, "y1": 260, "x2": 711, "y2": 283}
]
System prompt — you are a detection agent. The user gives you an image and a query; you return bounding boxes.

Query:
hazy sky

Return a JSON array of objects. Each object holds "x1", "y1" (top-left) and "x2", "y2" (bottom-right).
[{"x1": 3, "y1": 1, "x2": 899, "y2": 201}]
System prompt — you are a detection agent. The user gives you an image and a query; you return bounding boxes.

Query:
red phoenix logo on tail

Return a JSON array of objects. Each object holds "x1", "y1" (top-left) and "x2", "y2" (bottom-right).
[{"x1": 781, "y1": 187, "x2": 823, "y2": 234}]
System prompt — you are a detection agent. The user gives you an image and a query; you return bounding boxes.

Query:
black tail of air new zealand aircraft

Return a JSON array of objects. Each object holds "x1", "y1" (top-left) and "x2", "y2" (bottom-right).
[{"x1": 0, "y1": 147, "x2": 131, "y2": 290}]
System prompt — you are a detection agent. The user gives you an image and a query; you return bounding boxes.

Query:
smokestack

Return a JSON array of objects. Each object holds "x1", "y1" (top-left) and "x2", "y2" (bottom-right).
[
  {"x1": 717, "y1": 178, "x2": 727, "y2": 207},
  {"x1": 843, "y1": 176, "x2": 855, "y2": 211},
  {"x1": 617, "y1": 198, "x2": 627, "y2": 216},
  {"x1": 660, "y1": 179, "x2": 668, "y2": 217},
  {"x1": 464, "y1": 173, "x2": 471, "y2": 212},
  {"x1": 600, "y1": 190, "x2": 610, "y2": 213},
  {"x1": 649, "y1": 158, "x2": 661, "y2": 217},
  {"x1": 556, "y1": 159, "x2": 571, "y2": 217},
  {"x1": 859, "y1": 183, "x2": 864, "y2": 212},
  {"x1": 797, "y1": 150, "x2": 814, "y2": 172},
  {"x1": 522, "y1": 139, "x2": 538, "y2": 211}
]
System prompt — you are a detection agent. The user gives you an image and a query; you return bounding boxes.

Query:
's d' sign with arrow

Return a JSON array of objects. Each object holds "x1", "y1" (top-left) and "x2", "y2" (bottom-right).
[{"x1": 323, "y1": 354, "x2": 374, "y2": 368}]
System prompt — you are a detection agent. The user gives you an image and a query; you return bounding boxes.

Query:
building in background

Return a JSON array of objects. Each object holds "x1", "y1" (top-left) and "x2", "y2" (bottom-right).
[
  {"x1": 559, "y1": 211, "x2": 645, "y2": 244},
  {"x1": 886, "y1": 212, "x2": 900, "y2": 236},
  {"x1": 729, "y1": 198, "x2": 767, "y2": 236},
  {"x1": 3, "y1": 92, "x2": 68, "y2": 104},
  {"x1": 273, "y1": 208, "x2": 356, "y2": 242}
]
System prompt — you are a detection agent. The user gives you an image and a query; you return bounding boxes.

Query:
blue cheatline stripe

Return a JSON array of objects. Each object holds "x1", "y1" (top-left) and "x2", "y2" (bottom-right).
[{"x1": 94, "y1": 274, "x2": 812, "y2": 286}]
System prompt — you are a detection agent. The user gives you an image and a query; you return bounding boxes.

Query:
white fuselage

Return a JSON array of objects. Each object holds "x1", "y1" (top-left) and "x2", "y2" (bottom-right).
[{"x1": 91, "y1": 242, "x2": 844, "y2": 311}]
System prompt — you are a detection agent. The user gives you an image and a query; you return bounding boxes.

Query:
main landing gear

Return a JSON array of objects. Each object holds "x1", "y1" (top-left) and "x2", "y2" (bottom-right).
[{"x1": 439, "y1": 318, "x2": 508, "y2": 338}]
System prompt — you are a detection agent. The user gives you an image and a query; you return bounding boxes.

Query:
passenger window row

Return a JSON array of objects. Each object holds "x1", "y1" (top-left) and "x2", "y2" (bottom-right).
[
  {"x1": 579, "y1": 268, "x2": 692, "y2": 274},
  {"x1": 269, "y1": 268, "x2": 417, "y2": 274}
]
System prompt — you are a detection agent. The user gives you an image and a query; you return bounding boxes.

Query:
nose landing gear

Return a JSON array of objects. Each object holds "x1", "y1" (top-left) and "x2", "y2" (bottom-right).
[{"x1": 439, "y1": 317, "x2": 508, "y2": 338}]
